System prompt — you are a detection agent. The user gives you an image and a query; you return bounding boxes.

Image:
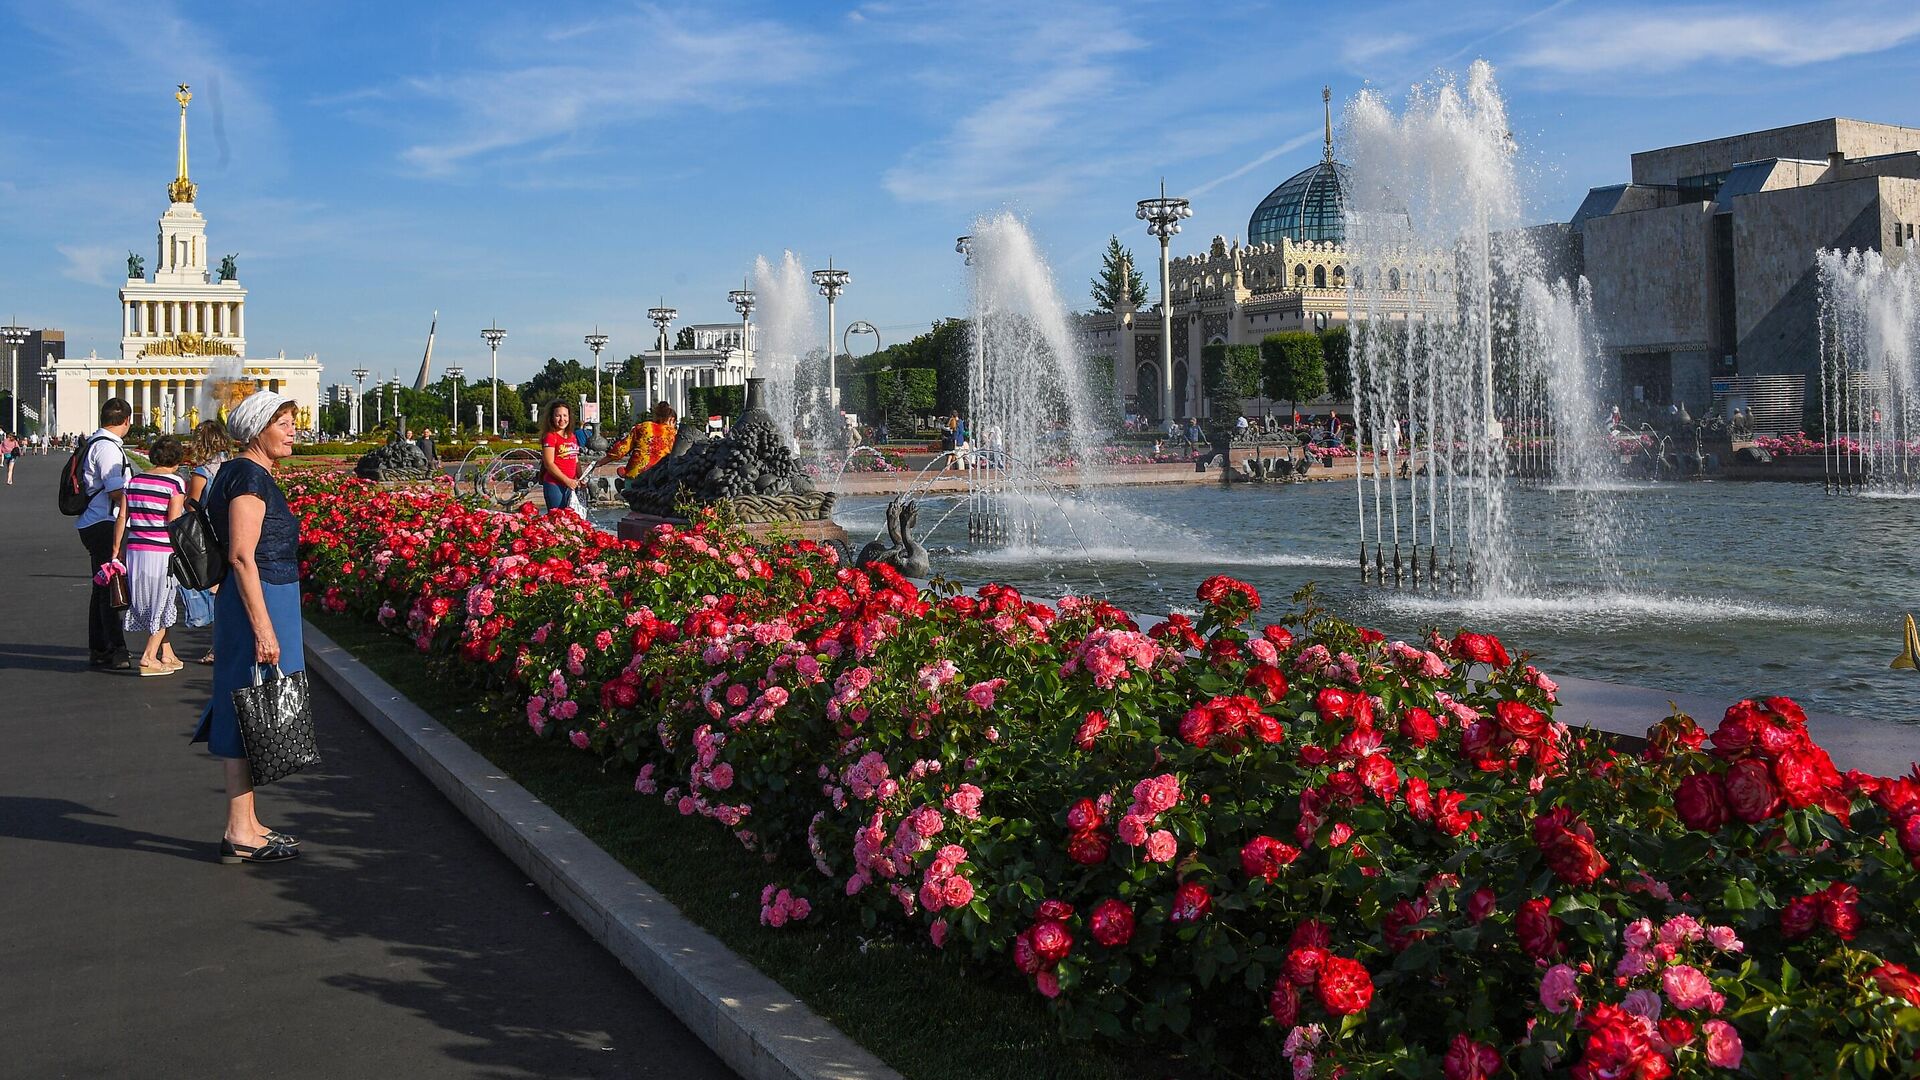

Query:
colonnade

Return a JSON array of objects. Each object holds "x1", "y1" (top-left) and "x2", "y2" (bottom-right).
[
  {"x1": 123, "y1": 299, "x2": 243, "y2": 340},
  {"x1": 639, "y1": 363, "x2": 746, "y2": 419},
  {"x1": 88, "y1": 373, "x2": 282, "y2": 428}
]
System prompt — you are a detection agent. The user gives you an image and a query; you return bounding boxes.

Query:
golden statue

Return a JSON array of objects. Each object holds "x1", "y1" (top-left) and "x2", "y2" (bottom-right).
[
  {"x1": 186, "y1": 405, "x2": 200, "y2": 430},
  {"x1": 1895, "y1": 613, "x2": 1919, "y2": 671},
  {"x1": 169, "y1": 83, "x2": 197, "y2": 204},
  {"x1": 141, "y1": 332, "x2": 237, "y2": 358}
]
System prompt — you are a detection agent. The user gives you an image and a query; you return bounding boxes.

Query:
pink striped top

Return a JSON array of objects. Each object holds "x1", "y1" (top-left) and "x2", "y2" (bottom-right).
[{"x1": 125, "y1": 472, "x2": 186, "y2": 553}]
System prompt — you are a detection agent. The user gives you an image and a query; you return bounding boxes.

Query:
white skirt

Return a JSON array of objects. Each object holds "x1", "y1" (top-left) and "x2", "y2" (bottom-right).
[{"x1": 122, "y1": 548, "x2": 179, "y2": 633}]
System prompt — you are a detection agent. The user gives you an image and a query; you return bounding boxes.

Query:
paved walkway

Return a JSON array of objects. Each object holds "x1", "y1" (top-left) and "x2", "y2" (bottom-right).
[{"x1": 0, "y1": 454, "x2": 732, "y2": 1079}]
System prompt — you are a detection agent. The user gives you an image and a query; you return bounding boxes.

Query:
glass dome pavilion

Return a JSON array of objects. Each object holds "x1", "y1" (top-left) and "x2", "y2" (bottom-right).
[{"x1": 1248, "y1": 87, "x2": 1349, "y2": 247}]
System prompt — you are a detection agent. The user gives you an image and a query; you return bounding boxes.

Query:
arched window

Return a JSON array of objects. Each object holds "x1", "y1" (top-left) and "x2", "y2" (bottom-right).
[
  {"x1": 1136, "y1": 363, "x2": 1160, "y2": 421},
  {"x1": 1389, "y1": 268, "x2": 1401, "y2": 291},
  {"x1": 1294, "y1": 264, "x2": 1307, "y2": 285},
  {"x1": 1427, "y1": 269, "x2": 1437, "y2": 290},
  {"x1": 1313, "y1": 265, "x2": 1327, "y2": 288},
  {"x1": 1172, "y1": 361, "x2": 1190, "y2": 419}
]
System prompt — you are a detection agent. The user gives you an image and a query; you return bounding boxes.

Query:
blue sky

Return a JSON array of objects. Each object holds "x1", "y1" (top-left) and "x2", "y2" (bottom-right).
[{"x1": 5, "y1": 0, "x2": 1919, "y2": 386}]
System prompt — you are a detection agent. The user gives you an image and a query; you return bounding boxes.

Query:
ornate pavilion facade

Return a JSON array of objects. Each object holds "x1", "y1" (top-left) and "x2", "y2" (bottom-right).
[{"x1": 49, "y1": 85, "x2": 320, "y2": 435}]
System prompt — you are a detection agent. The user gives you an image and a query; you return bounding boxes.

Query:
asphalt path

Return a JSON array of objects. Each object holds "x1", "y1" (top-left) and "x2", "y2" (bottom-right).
[{"x1": 0, "y1": 453, "x2": 733, "y2": 1079}]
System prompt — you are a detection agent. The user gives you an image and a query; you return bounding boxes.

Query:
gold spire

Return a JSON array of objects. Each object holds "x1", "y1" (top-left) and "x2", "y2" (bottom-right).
[
  {"x1": 169, "y1": 84, "x2": 197, "y2": 204},
  {"x1": 1322, "y1": 85, "x2": 1334, "y2": 162}
]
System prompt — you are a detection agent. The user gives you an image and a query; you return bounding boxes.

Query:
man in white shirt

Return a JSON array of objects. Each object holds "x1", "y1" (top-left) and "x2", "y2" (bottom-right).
[{"x1": 78, "y1": 398, "x2": 133, "y2": 670}]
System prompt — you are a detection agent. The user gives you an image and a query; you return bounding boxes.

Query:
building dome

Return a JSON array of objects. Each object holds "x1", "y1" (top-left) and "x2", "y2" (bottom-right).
[{"x1": 1248, "y1": 157, "x2": 1351, "y2": 247}]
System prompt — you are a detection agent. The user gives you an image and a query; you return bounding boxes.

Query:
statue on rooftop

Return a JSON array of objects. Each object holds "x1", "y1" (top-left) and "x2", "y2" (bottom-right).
[
  {"x1": 218, "y1": 253, "x2": 238, "y2": 282},
  {"x1": 127, "y1": 252, "x2": 144, "y2": 280}
]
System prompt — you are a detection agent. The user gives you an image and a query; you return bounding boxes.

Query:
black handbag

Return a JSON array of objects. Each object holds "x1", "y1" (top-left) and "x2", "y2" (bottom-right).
[
  {"x1": 168, "y1": 496, "x2": 228, "y2": 591},
  {"x1": 106, "y1": 570, "x2": 130, "y2": 610},
  {"x1": 232, "y1": 664, "x2": 321, "y2": 787}
]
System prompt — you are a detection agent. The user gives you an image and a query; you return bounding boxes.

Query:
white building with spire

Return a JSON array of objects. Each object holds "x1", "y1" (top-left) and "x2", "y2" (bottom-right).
[{"x1": 49, "y1": 84, "x2": 321, "y2": 436}]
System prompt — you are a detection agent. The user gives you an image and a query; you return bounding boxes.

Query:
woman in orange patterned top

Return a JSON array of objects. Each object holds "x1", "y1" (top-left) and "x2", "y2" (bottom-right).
[{"x1": 610, "y1": 401, "x2": 679, "y2": 479}]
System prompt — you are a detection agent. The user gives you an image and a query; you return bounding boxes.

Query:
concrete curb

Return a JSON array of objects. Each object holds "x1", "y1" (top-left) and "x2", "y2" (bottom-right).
[{"x1": 303, "y1": 620, "x2": 903, "y2": 1080}]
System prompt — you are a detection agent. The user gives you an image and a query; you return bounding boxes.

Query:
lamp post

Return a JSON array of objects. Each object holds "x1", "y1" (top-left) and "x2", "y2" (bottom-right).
[
  {"x1": 729, "y1": 286, "x2": 756, "y2": 378},
  {"x1": 607, "y1": 358, "x2": 624, "y2": 427},
  {"x1": 446, "y1": 366, "x2": 465, "y2": 438},
  {"x1": 648, "y1": 302, "x2": 677, "y2": 417},
  {"x1": 39, "y1": 364, "x2": 55, "y2": 439},
  {"x1": 1, "y1": 323, "x2": 28, "y2": 435},
  {"x1": 584, "y1": 328, "x2": 609, "y2": 423},
  {"x1": 1137, "y1": 180, "x2": 1191, "y2": 423},
  {"x1": 351, "y1": 367, "x2": 369, "y2": 435},
  {"x1": 388, "y1": 377, "x2": 401, "y2": 433},
  {"x1": 481, "y1": 322, "x2": 506, "y2": 436},
  {"x1": 811, "y1": 261, "x2": 849, "y2": 411}
]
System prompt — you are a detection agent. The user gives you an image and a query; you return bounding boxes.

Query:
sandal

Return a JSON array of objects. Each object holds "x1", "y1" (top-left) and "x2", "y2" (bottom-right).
[
  {"x1": 220, "y1": 838, "x2": 300, "y2": 864},
  {"x1": 263, "y1": 830, "x2": 301, "y2": 848}
]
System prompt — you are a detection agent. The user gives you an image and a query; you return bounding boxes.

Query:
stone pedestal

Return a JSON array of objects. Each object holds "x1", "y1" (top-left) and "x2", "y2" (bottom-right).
[{"x1": 616, "y1": 511, "x2": 847, "y2": 547}]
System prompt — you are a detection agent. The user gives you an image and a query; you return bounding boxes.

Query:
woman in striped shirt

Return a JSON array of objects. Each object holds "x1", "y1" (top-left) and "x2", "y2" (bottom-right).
[{"x1": 123, "y1": 434, "x2": 188, "y2": 677}]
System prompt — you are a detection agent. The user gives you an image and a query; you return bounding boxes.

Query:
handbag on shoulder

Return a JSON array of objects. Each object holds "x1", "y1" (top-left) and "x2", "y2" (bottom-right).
[
  {"x1": 168, "y1": 496, "x2": 228, "y2": 591},
  {"x1": 232, "y1": 664, "x2": 321, "y2": 787}
]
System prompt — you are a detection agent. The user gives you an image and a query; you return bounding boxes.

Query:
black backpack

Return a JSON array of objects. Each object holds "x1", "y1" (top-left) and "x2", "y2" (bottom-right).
[
  {"x1": 57, "y1": 435, "x2": 115, "y2": 516},
  {"x1": 168, "y1": 488, "x2": 229, "y2": 591}
]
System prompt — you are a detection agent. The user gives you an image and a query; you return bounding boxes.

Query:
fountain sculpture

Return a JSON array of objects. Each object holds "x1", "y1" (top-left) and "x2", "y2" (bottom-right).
[{"x1": 1818, "y1": 248, "x2": 1919, "y2": 495}]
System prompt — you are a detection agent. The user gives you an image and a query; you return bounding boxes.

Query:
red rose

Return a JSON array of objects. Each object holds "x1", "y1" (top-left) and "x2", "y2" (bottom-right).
[
  {"x1": 1358, "y1": 627, "x2": 1385, "y2": 644},
  {"x1": 1778, "y1": 894, "x2": 1819, "y2": 939},
  {"x1": 1035, "y1": 899, "x2": 1075, "y2": 922},
  {"x1": 1764, "y1": 695, "x2": 1808, "y2": 725},
  {"x1": 1268, "y1": 978, "x2": 1300, "y2": 1026},
  {"x1": 1297, "y1": 745, "x2": 1331, "y2": 766},
  {"x1": 1245, "y1": 663, "x2": 1289, "y2": 703},
  {"x1": 1533, "y1": 808, "x2": 1610, "y2": 887},
  {"x1": 1433, "y1": 789, "x2": 1477, "y2": 837},
  {"x1": 1012, "y1": 930, "x2": 1044, "y2": 974},
  {"x1": 1773, "y1": 748, "x2": 1836, "y2": 810},
  {"x1": 1894, "y1": 812, "x2": 1920, "y2": 869},
  {"x1": 1315, "y1": 687, "x2": 1355, "y2": 723},
  {"x1": 1074, "y1": 709, "x2": 1108, "y2": 750},
  {"x1": 1066, "y1": 829, "x2": 1110, "y2": 866},
  {"x1": 1443, "y1": 1034, "x2": 1502, "y2": 1080},
  {"x1": 1724, "y1": 759, "x2": 1781, "y2": 823},
  {"x1": 1240, "y1": 835, "x2": 1299, "y2": 882},
  {"x1": 1178, "y1": 706, "x2": 1215, "y2": 747},
  {"x1": 1357, "y1": 752, "x2": 1401, "y2": 801},
  {"x1": 1400, "y1": 707, "x2": 1440, "y2": 747},
  {"x1": 1252, "y1": 715, "x2": 1287, "y2": 744},
  {"x1": 1028, "y1": 918, "x2": 1073, "y2": 965},
  {"x1": 1383, "y1": 897, "x2": 1431, "y2": 952},
  {"x1": 1870, "y1": 962, "x2": 1920, "y2": 1006},
  {"x1": 1451, "y1": 631, "x2": 1510, "y2": 667},
  {"x1": 1261, "y1": 624, "x2": 1295, "y2": 651},
  {"x1": 1712, "y1": 702, "x2": 1764, "y2": 757},
  {"x1": 1316, "y1": 955, "x2": 1375, "y2": 1015},
  {"x1": 1818, "y1": 883, "x2": 1861, "y2": 941},
  {"x1": 1466, "y1": 888, "x2": 1496, "y2": 924},
  {"x1": 1088, "y1": 899, "x2": 1134, "y2": 947},
  {"x1": 1169, "y1": 881, "x2": 1213, "y2": 923},
  {"x1": 1516, "y1": 897, "x2": 1564, "y2": 960},
  {"x1": 1065, "y1": 797, "x2": 1104, "y2": 832},
  {"x1": 1657, "y1": 1017, "x2": 1695, "y2": 1049},
  {"x1": 1496, "y1": 699, "x2": 1549, "y2": 739},
  {"x1": 1289, "y1": 919, "x2": 1332, "y2": 951},
  {"x1": 1404, "y1": 776, "x2": 1435, "y2": 823},
  {"x1": 1285, "y1": 945, "x2": 1327, "y2": 986},
  {"x1": 1673, "y1": 772, "x2": 1730, "y2": 832}
]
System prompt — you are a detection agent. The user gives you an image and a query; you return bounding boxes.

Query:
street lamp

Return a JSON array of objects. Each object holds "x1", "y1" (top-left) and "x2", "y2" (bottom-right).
[
  {"x1": 1, "y1": 323, "x2": 28, "y2": 435},
  {"x1": 481, "y1": 322, "x2": 507, "y2": 436},
  {"x1": 728, "y1": 286, "x2": 756, "y2": 377},
  {"x1": 584, "y1": 328, "x2": 609, "y2": 422},
  {"x1": 39, "y1": 364, "x2": 55, "y2": 439},
  {"x1": 351, "y1": 367, "x2": 369, "y2": 435},
  {"x1": 648, "y1": 302, "x2": 677, "y2": 416},
  {"x1": 1137, "y1": 180, "x2": 1192, "y2": 422},
  {"x1": 845, "y1": 320, "x2": 880, "y2": 359},
  {"x1": 446, "y1": 366, "x2": 465, "y2": 437},
  {"x1": 812, "y1": 261, "x2": 850, "y2": 411},
  {"x1": 607, "y1": 358, "x2": 625, "y2": 427}
]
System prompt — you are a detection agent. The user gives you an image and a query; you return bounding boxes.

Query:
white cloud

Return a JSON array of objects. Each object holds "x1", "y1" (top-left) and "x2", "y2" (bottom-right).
[
  {"x1": 393, "y1": 7, "x2": 831, "y2": 175},
  {"x1": 1514, "y1": 4, "x2": 1920, "y2": 73},
  {"x1": 1342, "y1": 33, "x2": 1421, "y2": 69},
  {"x1": 56, "y1": 244, "x2": 119, "y2": 287}
]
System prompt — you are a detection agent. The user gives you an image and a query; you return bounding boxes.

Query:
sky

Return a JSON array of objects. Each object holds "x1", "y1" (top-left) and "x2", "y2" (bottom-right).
[{"x1": 4, "y1": 0, "x2": 1920, "y2": 387}]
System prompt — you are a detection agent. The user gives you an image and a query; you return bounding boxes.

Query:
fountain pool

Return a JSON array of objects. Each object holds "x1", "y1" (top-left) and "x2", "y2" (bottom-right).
[{"x1": 832, "y1": 481, "x2": 1920, "y2": 725}]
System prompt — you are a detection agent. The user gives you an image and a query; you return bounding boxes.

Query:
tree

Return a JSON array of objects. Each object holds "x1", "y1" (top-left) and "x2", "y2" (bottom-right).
[
  {"x1": 517, "y1": 357, "x2": 592, "y2": 406},
  {"x1": 1202, "y1": 343, "x2": 1262, "y2": 444},
  {"x1": 466, "y1": 379, "x2": 526, "y2": 433},
  {"x1": 674, "y1": 326, "x2": 697, "y2": 350},
  {"x1": 1090, "y1": 235, "x2": 1148, "y2": 313},
  {"x1": 1319, "y1": 325, "x2": 1352, "y2": 400},
  {"x1": 1262, "y1": 332, "x2": 1327, "y2": 416}
]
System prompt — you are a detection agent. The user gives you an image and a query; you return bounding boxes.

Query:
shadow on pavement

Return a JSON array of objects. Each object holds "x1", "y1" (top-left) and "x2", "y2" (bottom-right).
[{"x1": 0, "y1": 795, "x2": 208, "y2": 862}]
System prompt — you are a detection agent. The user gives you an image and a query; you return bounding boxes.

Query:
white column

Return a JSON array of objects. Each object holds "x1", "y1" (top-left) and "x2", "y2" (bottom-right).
[{"x1": 122, "y1": 303, "x2": 131, "y2": 338}]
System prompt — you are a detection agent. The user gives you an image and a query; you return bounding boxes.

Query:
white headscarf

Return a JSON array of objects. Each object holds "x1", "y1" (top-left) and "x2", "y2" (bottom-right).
[{"x1": 226, "y1": 389, "x2": 294, "y2": 447}]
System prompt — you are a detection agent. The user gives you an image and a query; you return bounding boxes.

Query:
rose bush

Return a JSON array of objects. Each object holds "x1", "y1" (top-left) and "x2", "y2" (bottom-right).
[{"x1": 291, "y1": 472, "x2": 1920, "y2": 1076}]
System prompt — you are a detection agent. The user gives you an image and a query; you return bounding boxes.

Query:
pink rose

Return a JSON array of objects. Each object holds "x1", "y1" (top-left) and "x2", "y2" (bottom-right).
[
  {"x1": 709, "y1": 762, "x2": 735, "y2": 790},
  {"x1": 1662, "y1": 964, "x2": 1716, "y2": 1011},
  {"x1": 569, "y1": 730, "x2": 589, "y2": 750},
  {"x1": 1702, "y1": 1019, "x2": 1743, "y2": 1068},
  {"x1": 1622, "y1": 988, "x2": 1663, "y2": 1020},
  {"x1": 1116, "y1": 813, "x2": 1150, "y2": 847},
  {"x1": 942, "y1": 874, "x2": 975, "y2": 908},
  {"x1": 1144, "y1": 829, "x2": 1178, "y2": 863},
  {"x1": 1538, "y1": 964, "x2": 1578, "y2": 1014},
  {"x1": 929, "y1": 921, "x2": 948, "y2": 948}
]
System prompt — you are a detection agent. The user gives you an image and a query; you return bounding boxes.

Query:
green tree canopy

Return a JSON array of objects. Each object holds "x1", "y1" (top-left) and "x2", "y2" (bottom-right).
[
  {"x1": 1262, "y1": 332, "x2": 1328, "y2": 413},
  {"x1": 1319, "y1": 325, "x2": 1352, "y2": 400},
  {"x1": 1090, "y1": 235, "x2": 1148, "y2": 312},
  {"x1": 465, "y1": 379, "x2": 527, "y2": 433}
]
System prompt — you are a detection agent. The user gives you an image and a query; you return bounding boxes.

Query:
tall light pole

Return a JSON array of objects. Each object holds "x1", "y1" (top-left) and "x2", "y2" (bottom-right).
[
  {"x1": 351, "y1": 367, "x2": 369, "y2": 436},
  {"x1": 648, "y1": 302, "x2": 677, "y2": 416},
  {"x1": 446, "y1": 365, "x2": 465, "y2": 437},
  {"x1": 1137, "y1": 180, "x2": 1191, "y2": 422},
  {"x1": 481, "y1": 322, "x2": 507, "y2": 437},
  {"x1": 1, "y1": 323, "x2": 28, "y2": 435},
  {"x1": 584, "y1": 328, "x2": 609, "y2": 423},
  {"x1": 388, "y1": 377, "x2": 401, "y2": 432},
  {"x1": 812, "y1": 261, "x2": 849, "y2": 411},
  {"x1": 39, "y1": 364, "x2": 55, "y2": 439},
  {"x1": 729, "y1": 286, "x2": 756, "y2": 378},
  {"x1": 607, "y1": 358, "x2": 625, "y2": 427}
]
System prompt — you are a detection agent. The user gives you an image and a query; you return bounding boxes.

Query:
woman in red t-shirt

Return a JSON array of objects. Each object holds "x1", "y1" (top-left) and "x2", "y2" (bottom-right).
[{"x1": 539, "y1": 401, "x2": 582, "y2": 514}]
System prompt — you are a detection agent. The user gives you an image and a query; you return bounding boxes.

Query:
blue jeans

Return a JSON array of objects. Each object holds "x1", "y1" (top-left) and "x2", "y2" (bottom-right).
[{"x1": 542, "y1": 481, "x2": 571, "y2": 511}]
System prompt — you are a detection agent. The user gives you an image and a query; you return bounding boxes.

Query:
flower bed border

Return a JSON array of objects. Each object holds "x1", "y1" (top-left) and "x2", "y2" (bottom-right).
[{"x1": 303, "y1": 617, "x2": 903, "y2": 1080}]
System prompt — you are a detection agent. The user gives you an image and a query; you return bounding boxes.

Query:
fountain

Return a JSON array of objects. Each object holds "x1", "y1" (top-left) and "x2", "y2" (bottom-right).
[
  {"x1": 1818, "y1": 248, "x2": 1920, "y2": 495},
  {"x1": 1343, "y1": 61, "x2": 1619, "y2": 595},
  {"x1": 750, "y1": 252, "x2": 820, "y2": 450}
]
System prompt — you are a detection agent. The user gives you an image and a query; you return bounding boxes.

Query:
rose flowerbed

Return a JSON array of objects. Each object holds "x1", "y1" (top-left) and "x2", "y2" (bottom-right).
[{"x1": 289, "y1": 473, "x2": 1920, "y2": 1077}]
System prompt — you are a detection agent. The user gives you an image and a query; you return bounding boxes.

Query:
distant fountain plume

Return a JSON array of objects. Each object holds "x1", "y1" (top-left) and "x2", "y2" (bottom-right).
[
  {"x1": 961, "y1": 212, "x2": 1102, "y2": 544},
  {"x1": 199, "y1": 355, "x2": 257, "y2": 423},
  {"x1": 750, "y1": 252, "x2": 819, "y2": 448},
  {"x1": 1818, "y1": 249, "x2": 1920, "y2": 495},
  {"x1": 1343, "y1": 60, "x2": 1619, "y2": 595}
]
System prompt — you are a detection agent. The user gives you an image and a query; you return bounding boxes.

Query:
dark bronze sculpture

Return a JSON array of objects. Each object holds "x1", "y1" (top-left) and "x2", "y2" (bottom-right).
[
  {"x1": 127, "y1": 252, "x2": 144, "y2": 279},
  {"x1": 622, "y1": 386, "x2": 834, "y2": 523},
  {"x1": 855, "y1": 498, "x2": 929, "y2": 577},
  {"x1": 218, "y1": 253, "x2": 238, "y2": 282},
  {"x1": 354, "y1": 433, "x2": 437, "y2": 481}
]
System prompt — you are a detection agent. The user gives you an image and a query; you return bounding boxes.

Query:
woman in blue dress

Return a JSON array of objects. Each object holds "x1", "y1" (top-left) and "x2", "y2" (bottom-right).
[{"x1": 193, "y1": 390, "x2": 304, "y2": 864}]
